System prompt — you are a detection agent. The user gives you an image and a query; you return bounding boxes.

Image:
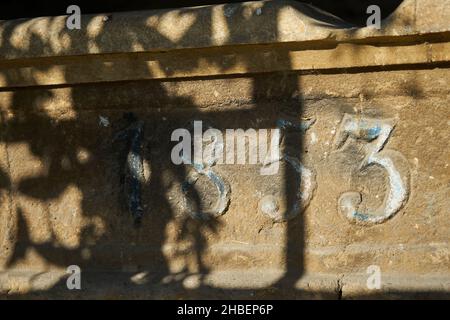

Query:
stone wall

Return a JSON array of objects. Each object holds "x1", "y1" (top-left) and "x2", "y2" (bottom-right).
[{"x1": 0, "y1": 0, "x2": 449, "y2": 298}]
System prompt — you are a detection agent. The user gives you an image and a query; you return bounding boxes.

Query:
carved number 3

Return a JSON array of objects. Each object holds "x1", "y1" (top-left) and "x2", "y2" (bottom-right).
[{"x1": 333, "y1": 114, "x2": 410, "y2": 225}]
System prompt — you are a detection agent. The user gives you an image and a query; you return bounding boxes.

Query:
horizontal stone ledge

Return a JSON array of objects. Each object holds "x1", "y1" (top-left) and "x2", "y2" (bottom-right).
[
  {"x1": 0, "y1": 0, "x2": 449, "y2": 61},
  {"x1": 1, "y1": 41, "x2": 449, "y2": 88},
  {"x1": 1, "y1": 270, "x2": 449, "y2": 298}
]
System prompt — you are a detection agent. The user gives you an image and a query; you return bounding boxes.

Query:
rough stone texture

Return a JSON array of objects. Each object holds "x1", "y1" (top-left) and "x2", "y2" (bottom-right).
[
  {"x1": 0, "y1": 139, "x2": 14, "y2": 268},
  {"x1": 0, "y1": 0, "x2": 449, "y2": 61},
  {"x1": 1, "y1": 0, "x2": 450, "y2": 88},
  {"x1": 0, "y1": 68, "x2": 448, "y2": 298},
  {"x1": 0, "y1": 0, "x2": 449, "y2": 299},
  {"x1": 2, "y1": 41, "x2": 450, "y2": 88}
]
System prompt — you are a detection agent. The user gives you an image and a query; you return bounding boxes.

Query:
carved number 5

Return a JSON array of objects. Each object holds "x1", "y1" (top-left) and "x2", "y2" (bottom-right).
[{"x1": 333, "y1": 114, "x2": 410, "y2": 224}]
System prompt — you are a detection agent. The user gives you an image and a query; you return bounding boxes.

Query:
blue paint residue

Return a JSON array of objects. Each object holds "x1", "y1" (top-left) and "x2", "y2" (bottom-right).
[
  {"x1": 352, "y1": 211, "x2": 370, "y2": 222},
  {"x1": 367, "y1": 126, "x2": 381, "y2": 140},
  {"x1": 276, "y1": 118, "x2": 312, "y2": 132}
]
